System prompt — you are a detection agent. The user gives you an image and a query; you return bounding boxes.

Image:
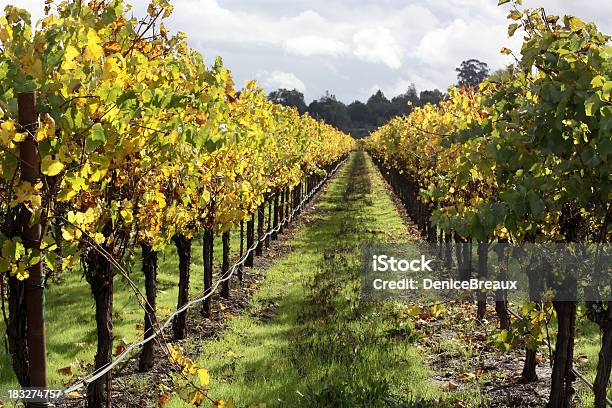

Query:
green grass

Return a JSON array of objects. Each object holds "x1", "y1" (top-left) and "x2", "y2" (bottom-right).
[
  {"x1": 567, "y1": 309, "x2": 611, "y2": 405},
  {"x1": 163, "y1": 151, "x2": 482, "y2": 407}
]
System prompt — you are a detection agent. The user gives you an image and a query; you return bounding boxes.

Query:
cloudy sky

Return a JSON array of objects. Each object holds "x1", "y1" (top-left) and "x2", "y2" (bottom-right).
[{"x1": 2, "y1": 0, "x2": 612, "y2": 103}]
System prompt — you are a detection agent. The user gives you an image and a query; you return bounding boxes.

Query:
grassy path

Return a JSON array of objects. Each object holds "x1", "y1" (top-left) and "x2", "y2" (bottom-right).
[{"x1": 169, "y1": 151, "x2": 475, "y2": 407}]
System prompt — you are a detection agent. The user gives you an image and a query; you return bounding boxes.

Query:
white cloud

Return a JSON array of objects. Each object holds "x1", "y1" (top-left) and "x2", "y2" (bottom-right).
[
  {"x1": 353, "y1": 28, "x2": 404, "y2": 70},
  {"x1": 262, "y1": 71, "x2": 306, "y2": 93},
  {"x1": 412, "y1": 16, "x2": 520, "y2": 90},
  {"x1": 283, "y1": 35, "x2": 349, "y2": 57},
  {"x1": 166, "y1": 1, "x2": 352, "y2": 59}
]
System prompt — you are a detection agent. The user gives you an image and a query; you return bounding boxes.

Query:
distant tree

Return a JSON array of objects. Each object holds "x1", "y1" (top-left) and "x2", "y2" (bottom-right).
[
  {"x1": 391, "y1": 84, "x2": 419, "y2": 116},
  {"x1": 456, "y1": 59, "x2": 489, "y2": 88},
  {"x1": 268, "y1": 88, "x2": 307, "y2": 114},
  {"x1": 347, "y1": 101, "x2": 372, "y2": 126},
  {"x1": 298, "y1": 85, "x2": 450, "y2": 135},
  {"x1": 419, "y1": 89, "x2": 445, "y2": 106},
  {"x1": 307, "y1": 91, "x2": 350, "y2": 131},
  {"x1": 366, "y1": 90, "x2": 393, "y2": 126},
  {"x1": 318, "y1": 91, "x2": 338, "y2": 103}
]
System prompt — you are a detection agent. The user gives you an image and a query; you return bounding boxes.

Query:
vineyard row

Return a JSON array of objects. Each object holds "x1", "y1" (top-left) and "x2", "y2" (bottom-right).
[
  {"x1": 0, "y1": 1, "x2": 354, "y2": 407},
  {"x1": 364, "y1": 3, "x2": 611, "y2": 407}
]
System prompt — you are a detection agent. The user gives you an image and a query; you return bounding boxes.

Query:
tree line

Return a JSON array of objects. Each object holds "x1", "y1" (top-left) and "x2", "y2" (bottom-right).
[{"x1": 269, "y1": 58, "x2": 490, "y2": 138}]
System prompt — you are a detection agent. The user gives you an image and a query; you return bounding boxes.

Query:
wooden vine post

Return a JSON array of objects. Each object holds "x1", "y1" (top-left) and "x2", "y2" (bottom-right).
[{"x1": 18, "y1": 92, "x2": 52, "y2": 407}]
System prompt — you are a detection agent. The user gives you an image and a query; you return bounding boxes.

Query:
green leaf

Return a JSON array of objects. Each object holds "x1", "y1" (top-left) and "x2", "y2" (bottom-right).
[
  {"x1": 1, "y1": 152, "x2": 18, "y2": 180},
  {"x1": 87, "y1": 123, "x2": 106, "y2": 152},
  {"x1": 603, "y1": 81, "x2": 612, "y2": 97},
  {"x1": 565, "y1": 16, "x2": 586, "y2": 32},
  {"x1": 508, "y1": 10, "x2": 521, "y2": 21},
  {"x1": 0, "y1": 258, "x2": 9, "y2": 272},
  {"x1": 508, "y1": 23, "x2": 519, "y2": 37},
  {"x1": 498, "y1": 0, "x2": 512, "y2": 5},
  {"x1": 98, "y1": 82, "x2": 122, "y2": 104},
  {"x1": 585, "y1": 92, "x2": 603, "y2": 116},
  {"x1": 598, "y1": 138, "x2": 612, "y2": 160},
  {"x1": 591, "y1": 75, "x2": 606, "y2": 88},
  {"x1": 528, "y1": 191, "x2": 545, "y2": 219},
  {"x1": 501, "y1": 190, "x2": 527, "y2": 217},
  {"x1": 44, "y1": 251, "x2": 58, "y2": 272},
  {"x1": 1, "y1": 239, "x2": 25, "y2": 261}
]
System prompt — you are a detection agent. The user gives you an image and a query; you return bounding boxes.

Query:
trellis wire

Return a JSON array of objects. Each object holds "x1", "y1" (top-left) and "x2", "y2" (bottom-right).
[{"x1": 63, "y1": 158, "x2": 347, "y2": 395}]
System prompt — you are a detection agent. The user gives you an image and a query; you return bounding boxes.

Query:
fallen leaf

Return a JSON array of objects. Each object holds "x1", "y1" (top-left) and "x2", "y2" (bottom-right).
[
  {"x1": 159, "y1": 393, "x2": 170, "y2": 405},
  {"x1": 458, "y1": 372, "x2": 476, "y2": 382},
  {"x1": 575, "y1": 355, "x2": 588, "y2": 364},
  {"x1": 442, "y1": 381, "x2": 459, "y2": 391},
  {"x1": 115, "y1": 338, "x2": 128, "y2": 355},
  {"x1": 65, "y1": 391, "x2": 83, "y2": 399},
  {"x1": 57, "y1": 366, "x2": 72, "y2": 376}
]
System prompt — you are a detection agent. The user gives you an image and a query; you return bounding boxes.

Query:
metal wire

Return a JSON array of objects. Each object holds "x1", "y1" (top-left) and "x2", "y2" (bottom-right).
[{"x1": 63, "y1": 158, "x2": 347, "y2": 395}]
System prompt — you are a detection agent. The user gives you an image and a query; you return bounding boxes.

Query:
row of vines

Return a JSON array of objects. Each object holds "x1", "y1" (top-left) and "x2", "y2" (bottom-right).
[
  {"x1": 364, "y1": 1, "x2": 611, "y2": 407},
  {"x1": 0, "y1": 0, "x2": 354, "y2": 407}
]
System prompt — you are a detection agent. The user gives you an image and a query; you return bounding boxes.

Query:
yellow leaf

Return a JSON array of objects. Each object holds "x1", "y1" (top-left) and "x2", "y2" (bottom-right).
[
  {"x1": 591, "y1": 75, "x2": 606, "y2": 88},
  {"x1": 197, "y1": 368, "x2": 210, "y2": 386},
  {"x1": 57, "y1": 187, "x2": 77, "y2": 202},
  {"x1": 83, "y1": 29, "x2": 104, "y2": 61},
  {"x1": 0, "y1": 123, "x2": 13, "y2": 146},
  {"x1": 104, "y1": 41, "x2": 121, "y2": 53},
  {"x1": 62, "y1": 45, "x2": 80, "y2": 71},
  {"x1": 35, "y1": 113, "x2": 56, "y2": 142},
  {"x1": 216, "y1": 399, "x2": 235, "y2": 408},
  {"x1": 120, "y1": 209, "x2": 133, "y2": 224},
  {"x1": 93, "y1": 233, "x2": 105, "y2": 245},
  {"x1": 155, "y1": 192, "x2": 167, "y2": 209},
  {"x1": 189, "y1": 390, "x2": 204, "y2": 405},
  {"x1": 13, "y1": 262, "x2": 29, "y2": 281},
  {"x1": 12, "y1": 132, "x2": 26, "y2": 143},
  {"x1": 41, "y1": 155, "x2": 65, "y2": 176},
  {"x1": 11, "y1": 181, "x2": 42, "y2": 208},
  {"x1": 102, "y1": 57, "x2": 120, "y2": 81},
  {"x1": 62, "y1": 228, "x2": 74, "y2": 241}
]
